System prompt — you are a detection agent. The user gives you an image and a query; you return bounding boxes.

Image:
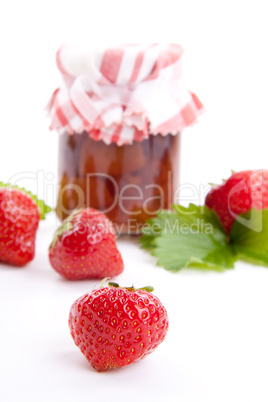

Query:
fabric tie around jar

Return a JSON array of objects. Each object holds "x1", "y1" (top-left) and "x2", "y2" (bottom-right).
[{"x1": 47, "y1": 43, "x2": 203, "y2": 145}]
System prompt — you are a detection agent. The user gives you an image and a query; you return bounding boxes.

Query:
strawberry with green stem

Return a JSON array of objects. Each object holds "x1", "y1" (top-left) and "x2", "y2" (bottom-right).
[
  {"x1": 49, "y1": 208, "x2": 124, "y2": 280},
  {"x1": 69, "y1": 280, "x2": 169, "y2": 371},
  {"x1": 205, "y1": 170, "x2": 268, "y2": 234},
  {"x1": 0, "y1": 182, "x2": 51, "y2": 266}
]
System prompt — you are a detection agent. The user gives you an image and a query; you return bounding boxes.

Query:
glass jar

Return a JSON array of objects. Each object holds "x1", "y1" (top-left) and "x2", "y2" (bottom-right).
[
  {"x1": 56, "y1": 132, "x2": 180, "y2": 234},
  {"x1": 49, "y1": 44, "x2": 203, "y2": 232}
]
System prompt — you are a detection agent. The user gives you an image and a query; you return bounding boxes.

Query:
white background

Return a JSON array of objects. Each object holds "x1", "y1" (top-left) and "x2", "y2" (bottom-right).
[{"x1": 0, "y1": 1, "x2": 268, "y2": 401}]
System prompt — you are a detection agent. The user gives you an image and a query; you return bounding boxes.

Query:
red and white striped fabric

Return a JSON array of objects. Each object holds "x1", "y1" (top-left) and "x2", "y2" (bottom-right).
[{"x1": 48, "y1": 44, "x2": 203, "y2": 145}]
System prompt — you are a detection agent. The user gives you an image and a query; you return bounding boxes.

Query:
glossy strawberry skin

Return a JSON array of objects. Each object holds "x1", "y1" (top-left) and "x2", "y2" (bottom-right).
[
  {"x1": 49, "y1": 208, "x2": 124, "y2": 280},
  {"x1": 205, "y1": 170, "x2": 268, "y2": 234},
  {"x1": 69, "y1": 286, "x2": 169, "y2": 371},
  {"x1": 0, "y1": 188, "x2": 40, "y2": 266}
]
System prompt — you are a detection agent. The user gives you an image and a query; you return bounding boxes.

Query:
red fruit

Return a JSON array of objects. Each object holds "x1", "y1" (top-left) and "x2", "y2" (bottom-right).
[
  {"x1": 49, "y1": 208, "x2": 124, "y2": 280},
  {"x1": 0, "y1": 186, "x2": 40, "y2": 266},
  {"x1": 205, "y1": 170, "x2": 268, "y2": 234},
  {"x1": 68, "y1": 282, "x2": 169, "y2": 371}
]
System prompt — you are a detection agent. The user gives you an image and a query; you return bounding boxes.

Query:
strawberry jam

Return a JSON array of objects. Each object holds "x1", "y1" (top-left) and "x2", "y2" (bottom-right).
[{"x1": 56, "y1": 132, "x2": 180, "y2": 234}]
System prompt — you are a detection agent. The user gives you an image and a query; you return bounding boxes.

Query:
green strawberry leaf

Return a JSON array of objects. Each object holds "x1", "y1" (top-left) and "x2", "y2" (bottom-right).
[
  {"x1": 140, "y1": 204, "x2": 237, "y2": 272},
  {"x1": 230, "y1": 209, "x2": 268, "y2": 266},
  {"x1": 140, "y1": 210, "x2": 178, "y2": 250},
  {"x1": 152, "y1": 232, "x2": 236, "y2": 272},
  {"x1": 0, "y1": 181, "x2": 52, "y2": 220}
]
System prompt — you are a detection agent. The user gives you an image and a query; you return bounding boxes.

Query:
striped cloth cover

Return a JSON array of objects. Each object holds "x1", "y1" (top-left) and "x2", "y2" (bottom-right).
[{"x1": 47, "y1": 44, "x2": 203, "y2": 145}]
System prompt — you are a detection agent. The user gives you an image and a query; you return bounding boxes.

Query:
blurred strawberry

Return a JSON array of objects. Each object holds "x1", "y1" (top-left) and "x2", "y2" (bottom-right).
[
  {"x1": 0, "y1": 183, "x2": 51, "y2": 266},
  {"x1": 49, "y1": 208, "x2": 124, "y2": 280},
  {"x1": 205, "y1": 170, "x2": 268, "y2": 234}
]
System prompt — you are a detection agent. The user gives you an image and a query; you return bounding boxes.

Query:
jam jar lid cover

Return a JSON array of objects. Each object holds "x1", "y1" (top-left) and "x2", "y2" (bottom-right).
[{"x1": 47, "y1": 44, "x2": 204, "y2": 145}]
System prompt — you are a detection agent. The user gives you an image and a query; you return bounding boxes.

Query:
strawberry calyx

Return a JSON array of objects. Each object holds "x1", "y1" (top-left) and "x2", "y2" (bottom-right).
[
  {"x1": 108, "y1": 281, "x2": 154, "y2": 293},
  {"x1": 0, "y1": 181, "x2": 52, "y2": 220},
  {"x1": 209, "y1": 170, "x2": 236, "y2": 187},
  {"x1": 50, "y1": 208, "x2": 82, "y2": 250}
]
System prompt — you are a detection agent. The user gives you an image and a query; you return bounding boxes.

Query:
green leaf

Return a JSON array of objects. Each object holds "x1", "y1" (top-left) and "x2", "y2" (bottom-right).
[
  {"x1": 0, "y1": 181, "x2": 52, "y2": 220},
  {"x1": 140, "y1": 204, "x2": 237, "y2": 272},
  {"x1": 230, "y1": 209, "x2": 268, "y2": 266},
  {"x1": 140, "y1": 210, "x2": 178, "y2": 250},
  {"x1": 152, "y1": 233, "x2": 235, "y2": 272}
]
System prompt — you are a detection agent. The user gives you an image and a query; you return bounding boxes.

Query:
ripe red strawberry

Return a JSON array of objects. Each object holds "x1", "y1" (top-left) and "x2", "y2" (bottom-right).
[
  {"x1": 68, "y1": 282, "x2": 169, "y2": 371},
  {"x1": 49, "y1": 208, "x2": 124, "y2": 280},
  {"x1": 0, "y1": 183, "x2": 51, "y2": 266},
  {"x1": 205, "y1": 170, "x2": 268, "y2": 234}
]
